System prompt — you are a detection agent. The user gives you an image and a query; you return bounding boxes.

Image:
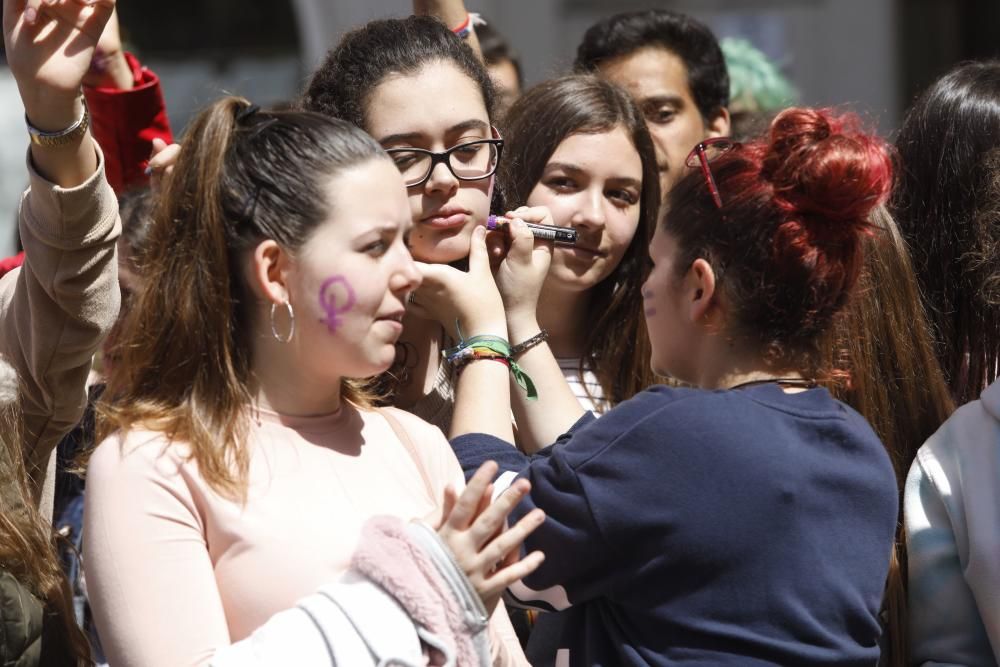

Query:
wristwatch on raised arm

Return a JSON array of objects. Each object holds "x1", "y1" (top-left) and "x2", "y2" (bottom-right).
[{"x1": 26, "y1": 99, "x2": 90, "y2": 148}]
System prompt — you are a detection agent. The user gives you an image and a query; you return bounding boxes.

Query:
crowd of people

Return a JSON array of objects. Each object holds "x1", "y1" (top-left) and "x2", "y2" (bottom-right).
[{"x1": 1, "y1": 0, "x2": 999, "y2": 665}]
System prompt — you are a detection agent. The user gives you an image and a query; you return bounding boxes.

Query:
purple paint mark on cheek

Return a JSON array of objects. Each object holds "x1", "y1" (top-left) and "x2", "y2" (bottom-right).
[
  {"x1": 643, "y1": 289, "x2": 657, "y2": 317},
  {"x1": 318, "y1": 275, "x2": 357, "y2": 334}
]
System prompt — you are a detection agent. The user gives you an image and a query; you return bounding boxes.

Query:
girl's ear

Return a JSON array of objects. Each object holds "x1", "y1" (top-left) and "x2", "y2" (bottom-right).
[
  {"x1": 686, "y1": 258, "x2": 717, "y2": 324},
  {"x1": 248, "y1": 239, "x2": 291, "y2": 305}
]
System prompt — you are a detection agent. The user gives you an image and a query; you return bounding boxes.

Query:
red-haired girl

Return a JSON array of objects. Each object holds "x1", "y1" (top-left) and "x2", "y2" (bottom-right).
[{"x1": 442, "y1": 107, "x2": 900, "y2": 665}]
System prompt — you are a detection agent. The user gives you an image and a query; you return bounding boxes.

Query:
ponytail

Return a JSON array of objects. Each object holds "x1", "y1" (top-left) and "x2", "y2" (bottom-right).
[{"x1": 98, "y1": 97, "x2": 386, "y2": 498}]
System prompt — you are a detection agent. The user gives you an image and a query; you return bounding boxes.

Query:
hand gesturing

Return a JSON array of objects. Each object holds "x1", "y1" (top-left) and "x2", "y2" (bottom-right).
[
  {"x1": 3, "y1": 0, "x2": 117, "y2": 118},
  {"x1": 437, "y1": 462, "x2": 545, "y2": 615}
]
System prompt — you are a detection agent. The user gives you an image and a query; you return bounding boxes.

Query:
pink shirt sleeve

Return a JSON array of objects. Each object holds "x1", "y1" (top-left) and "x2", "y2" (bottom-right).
[{"x1": 84, "y1": 432, "x2": 231, "y2": 667}]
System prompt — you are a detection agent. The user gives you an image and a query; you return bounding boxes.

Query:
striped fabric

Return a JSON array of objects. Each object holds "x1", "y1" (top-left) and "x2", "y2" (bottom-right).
[{"x1": 556, "y1": 357, "x2": 606, "y2": 414}]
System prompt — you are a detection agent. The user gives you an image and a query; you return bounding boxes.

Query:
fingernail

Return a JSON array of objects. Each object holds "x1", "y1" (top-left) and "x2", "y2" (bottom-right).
[
  {"x1": 24, "y1": 7, "x2": 37, "y2": 22},
  {"x1": 143, "y1": 165, "x2": 153, "y2": 176}
]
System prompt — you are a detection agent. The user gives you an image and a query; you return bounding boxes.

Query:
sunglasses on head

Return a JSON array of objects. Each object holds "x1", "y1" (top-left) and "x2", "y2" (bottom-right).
[{"x1": 685, "y1": 137, "x2": 739, "y2": 208}]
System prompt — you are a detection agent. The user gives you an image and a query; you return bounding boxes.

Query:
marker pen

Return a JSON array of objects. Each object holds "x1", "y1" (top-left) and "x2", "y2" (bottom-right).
[{"x1": 486, "y1": 215, "x2": 578, "y2": 246}]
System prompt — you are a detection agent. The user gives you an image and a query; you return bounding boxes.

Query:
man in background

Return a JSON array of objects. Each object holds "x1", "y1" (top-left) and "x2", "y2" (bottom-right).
[{"x1": 576, "y1": 9, "x2": 731, "y2": 196}]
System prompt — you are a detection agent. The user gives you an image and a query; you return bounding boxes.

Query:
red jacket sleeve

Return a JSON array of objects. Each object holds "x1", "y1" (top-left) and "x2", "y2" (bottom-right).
[
  {"x1": 84, "y1": 52, "x2": 173, "y2": 194},
  {"x1": 0, "y1": 252, "x2": 25, "y2": 279}
]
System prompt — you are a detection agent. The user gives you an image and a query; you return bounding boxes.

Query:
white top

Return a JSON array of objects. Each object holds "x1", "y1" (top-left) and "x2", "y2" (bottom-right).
[
  {"x1": 557, "y1": 357, "x2": 607, "y2": 414},
  {"x1": 905, "y1": 379, "x2": 1000, "y2": 665}
]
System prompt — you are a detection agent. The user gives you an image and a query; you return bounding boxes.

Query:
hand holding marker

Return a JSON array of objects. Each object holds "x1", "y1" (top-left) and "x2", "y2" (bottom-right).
[{"x1": 486, "y1": 215, "x2": 577, "y2": 246}]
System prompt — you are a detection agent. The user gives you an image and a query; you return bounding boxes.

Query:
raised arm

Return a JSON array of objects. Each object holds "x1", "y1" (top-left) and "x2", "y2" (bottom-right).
[
  {"x1": 412, "y1": 0, "x2": 483, "y2": 61},
  {"x1": 412, "y1": 216, "x2": 579, "y2": 456},
  {"x1": 4, "y1": 0, "x2": 116, "y2": 186},
  {"x1": 494, "y1": 207, "x2": 587, "y2": 453},
  {"x1": 82, "y1": 7, "x2": 174, "y2": 192},
  {"x1": 2, "y1": 0, "x2": 121, "y2": 504},
  {"x1": 411, "y1": 225, "x2": 515, "y2": 442}
]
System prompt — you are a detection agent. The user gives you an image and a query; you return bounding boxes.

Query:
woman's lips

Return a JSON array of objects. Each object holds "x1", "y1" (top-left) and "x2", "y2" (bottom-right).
[
  {"x1": 420, "y1": 211, "x2": 469, "y2": 229},
  {"x1": 377, "y1": 319, "x2": 404, "y2": 335},
  {"x1": 558, "y1": 244, "x2": 606, "y2": 259},
  {"x1": 375, "y1": 312, "x2": 405, "y2": 335}
]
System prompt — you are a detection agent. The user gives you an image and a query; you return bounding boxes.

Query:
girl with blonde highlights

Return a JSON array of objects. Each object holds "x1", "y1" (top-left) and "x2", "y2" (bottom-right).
[{"x1": 85, "y1": 96, "x2": 533, "y2": 665}]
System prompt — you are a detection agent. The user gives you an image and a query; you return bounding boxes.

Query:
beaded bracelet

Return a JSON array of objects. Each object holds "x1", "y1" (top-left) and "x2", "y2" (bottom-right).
[
  {"x1": 443, "y1": 324, "x2": 538, "y2": 399},
  {"x1": 510, "y1": 330, "x2": 549, "y2": 358}
]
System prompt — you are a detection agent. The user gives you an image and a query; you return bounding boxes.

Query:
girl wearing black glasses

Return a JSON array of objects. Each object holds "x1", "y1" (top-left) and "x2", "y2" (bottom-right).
[
  {"x1": 402, "y1": 73, "x2": 662, "y2": 661},
  {"x1": 414, "y1": 74, "x2": 663, "y2": 461},
  {"x1": 301, "y1": 16, "x2": 502, "y2": 433},
  {"x1": 445, "y1": 107, "x2": 900, "y2": 665}
]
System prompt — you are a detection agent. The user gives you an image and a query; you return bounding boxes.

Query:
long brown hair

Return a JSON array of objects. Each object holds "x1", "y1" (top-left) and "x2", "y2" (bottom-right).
[
  {"x1": 97, "y1": 97, "x2": 385, "y2": 499},
  {"x1": 822, "y1": 206, "x2": 955, "y2": 486},
  {"x1": 499, "y1": 75, "x2": 661, "y2": 407},
  {"x1": 0, "y1": 364, "x2": 92, "y2": 665},
  {"x1": 820, "y1": 205, "x2": 954, "y2": 667}
]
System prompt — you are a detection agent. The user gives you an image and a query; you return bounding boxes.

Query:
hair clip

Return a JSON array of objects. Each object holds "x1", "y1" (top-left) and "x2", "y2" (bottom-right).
[
  {"x1": 235, "y1": 104, "x2": 261, "y2": 123},
  {"x1": 240, "y1": 185, "x2": 263, "y2": 224},
  {"x1": 236, "y1": 104, "x2": 279, "y2": 138}
]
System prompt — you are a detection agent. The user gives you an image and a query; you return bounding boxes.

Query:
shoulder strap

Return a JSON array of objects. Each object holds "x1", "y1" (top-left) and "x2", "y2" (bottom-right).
[{"x1": 376, "y1": 408, "x2": 437, "y2": 501}]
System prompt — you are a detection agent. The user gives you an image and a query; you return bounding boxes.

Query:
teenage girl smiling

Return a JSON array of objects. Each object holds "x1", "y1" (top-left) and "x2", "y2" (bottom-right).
[{"x1": 490, "y1": 74, "x2": 660, "y2": 452}]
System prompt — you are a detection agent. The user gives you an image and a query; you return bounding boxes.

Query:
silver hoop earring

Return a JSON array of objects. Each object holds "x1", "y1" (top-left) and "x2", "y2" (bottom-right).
[{"x1": 270, "y1": 301, "x2": 295, "y2": 343}]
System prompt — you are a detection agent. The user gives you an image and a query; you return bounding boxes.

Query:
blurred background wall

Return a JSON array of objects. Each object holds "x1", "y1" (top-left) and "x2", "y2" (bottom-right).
[
  {"x1": 1, "y1": 0, "x2": 998, "y2": 255},
  {"x1": 111, "y1": 0, "x2": 999, "y2": 134}
]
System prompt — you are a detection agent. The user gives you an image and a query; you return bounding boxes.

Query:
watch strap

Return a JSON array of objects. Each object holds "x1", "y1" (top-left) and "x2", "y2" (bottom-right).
[{"x1": 26, "y1": 100, "x2": 90, "y2": 148}]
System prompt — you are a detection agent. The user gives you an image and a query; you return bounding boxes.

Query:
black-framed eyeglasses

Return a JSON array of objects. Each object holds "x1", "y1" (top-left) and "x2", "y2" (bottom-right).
[
  {"x1": 385, "y1": 139, "x2": 504, "y2": 188},
  {"x1": 685, "y1": 137, "x2": 739, "y2": 208}
]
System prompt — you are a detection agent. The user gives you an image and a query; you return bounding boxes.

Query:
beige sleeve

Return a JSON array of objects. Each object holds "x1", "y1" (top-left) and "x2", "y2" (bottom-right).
[{"x1": 0, "y1": 142, "x2": 120, "y2": 506}]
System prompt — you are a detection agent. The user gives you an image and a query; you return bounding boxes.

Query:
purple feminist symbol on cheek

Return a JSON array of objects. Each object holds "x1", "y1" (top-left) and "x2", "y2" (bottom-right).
[
  {"x1": 318, "y1": 275, "x2": 357, "y2": 333},
  {"x1": 642, "y1": 288, "x2": 657, "y2": 317}
]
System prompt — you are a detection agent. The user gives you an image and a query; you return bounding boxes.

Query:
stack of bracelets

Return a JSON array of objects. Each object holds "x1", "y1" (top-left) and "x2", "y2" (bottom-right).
[{"x1": 442, "y1": 325, "x2": 542, "y2": 400}]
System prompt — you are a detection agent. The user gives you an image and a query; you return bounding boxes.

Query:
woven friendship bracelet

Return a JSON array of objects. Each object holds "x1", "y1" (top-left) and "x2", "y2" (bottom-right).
[
  {"x1": 452, "y1": 349, "x2": 511, "y2": 374},
  {"x1": 450, "y1": 12, "x2": 485, "y2": 39},
  {"x1": 443, "y1": 323, "x2": 538, "y2": 399}
]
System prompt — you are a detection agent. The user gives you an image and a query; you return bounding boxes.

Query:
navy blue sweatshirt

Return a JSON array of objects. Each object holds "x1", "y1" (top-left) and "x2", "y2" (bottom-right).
[{"x1": 451, "y1": 384, "x2": 898, "y2": 666}]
